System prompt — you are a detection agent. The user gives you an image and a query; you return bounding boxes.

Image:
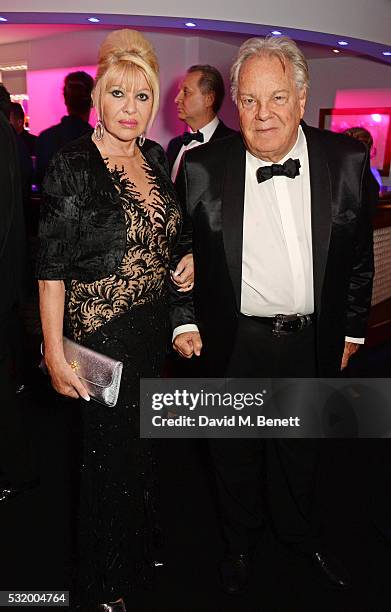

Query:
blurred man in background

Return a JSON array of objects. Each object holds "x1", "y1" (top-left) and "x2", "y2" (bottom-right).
[
  {"x1": 35, "y1": 70, "x2": 93, "y2": 185},
  {"x1": 0, "y1": 85, "x2": 37, "y2": 503},
  {"x1": 9, "y1": 101, "x2": 37, "y2": 157}
]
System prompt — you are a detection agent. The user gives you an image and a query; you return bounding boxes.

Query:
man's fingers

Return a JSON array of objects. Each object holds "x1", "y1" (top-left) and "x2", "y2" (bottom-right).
[
  {"x1": 174, "y1": 338, "x2": 193, "y2": 358},
  {"x1": 173, "y1": 332, "x2": 202, "y2": 359},
  {"x1": 171, "y1": 270, "x2": 193, "y2": 287},
  {"x1": 178, "y1": 282, "x2": 194, "y2": 292},
  {"x1": 191, "y1": 335, "x2": 203, "y2": 357},
  {"x1": 171, "y1": 254, "x2": 195, "y2": 287},
  {"x1": 172, "y1": 263, "x2": 185, "y2": 277},
  {"x1": 340, "y1": 342, "x2": 360, "y2": 371}
]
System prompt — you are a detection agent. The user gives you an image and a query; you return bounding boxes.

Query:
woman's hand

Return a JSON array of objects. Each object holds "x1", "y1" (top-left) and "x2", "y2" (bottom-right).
[
  {"x1": 45, "y1": 353, "x2": 90, "y2": 401},
  {"x1": 38, "y1": 279, "x2": 90, "y2": 401},
  {"x1": 171, "y1": 253, "x2": 194, "y2": 292}
]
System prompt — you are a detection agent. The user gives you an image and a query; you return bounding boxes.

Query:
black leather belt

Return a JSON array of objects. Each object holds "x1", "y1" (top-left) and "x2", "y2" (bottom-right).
[{"x1": 249, "y1": 313, "x2": 314, "y2": 336}]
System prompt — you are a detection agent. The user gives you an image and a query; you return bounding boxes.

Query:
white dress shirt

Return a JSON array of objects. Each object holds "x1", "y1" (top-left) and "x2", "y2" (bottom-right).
[
  {"x1": 173, "y1": 126, "x2": 363, "y2": 345},
  {"x1": 171, "y1": 115, "x2": 220, "y2": 182},
  {"x1": 242, "y1": 126, "x2": 313, "y2": 317}
]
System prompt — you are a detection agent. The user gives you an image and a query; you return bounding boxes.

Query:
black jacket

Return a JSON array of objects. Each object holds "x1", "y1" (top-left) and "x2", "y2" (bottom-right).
[
  {"x1": 0, "y1": 110, "x2": 27, "y2": 325},
  {"x1": 36, "y1": 133, "x2": 179, "y2": 283},
  {"x1": 170, "y1": 123, "x2": 377, "y2": 376},
  {"x1": 35, "y1": 115, "x2": 93, "y2": 186},
  {"x1": 166, "y1": 119, "x2": 236, "y2": 172}
]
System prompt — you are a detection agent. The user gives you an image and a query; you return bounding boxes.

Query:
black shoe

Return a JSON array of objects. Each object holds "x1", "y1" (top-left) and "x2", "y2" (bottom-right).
[
  {"x1": 219, "y1": 553, "x2": 250, "y2": 595},
  {"x1": 97, "y1": 599, "x2": 126, "y2": 612},
  {"x1": 0, "y1": 478, "x2": 39, "y2": 503},
  {"x1": 306, "y1": 550, "x2": 350, "y2": 589}
]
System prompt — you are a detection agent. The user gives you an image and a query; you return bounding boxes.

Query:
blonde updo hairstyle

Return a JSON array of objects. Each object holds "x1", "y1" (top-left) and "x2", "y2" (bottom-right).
[{"x1": 92, "y1": 29, "x2": 160, "y2": 132}]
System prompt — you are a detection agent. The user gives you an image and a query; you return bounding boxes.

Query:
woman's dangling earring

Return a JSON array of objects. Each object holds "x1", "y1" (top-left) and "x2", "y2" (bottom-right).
[
  {"x1": 94, "y1": 119, "x2": 104, "y2": 141},
  {"x1": 138, "y1": 133, "x2": 145, "y2": 147}
]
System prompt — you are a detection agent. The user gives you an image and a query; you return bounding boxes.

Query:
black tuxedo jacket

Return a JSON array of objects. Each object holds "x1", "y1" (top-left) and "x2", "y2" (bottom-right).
[
  {"x1": 166, "y1": 119, "x2": 236, "y2": 172},
  {"x1": 170, "y1": 122, "x2": 377, "y2": 376},
  {"x1": 0, "y1": 111, "x2": 27, "y2": 328}
]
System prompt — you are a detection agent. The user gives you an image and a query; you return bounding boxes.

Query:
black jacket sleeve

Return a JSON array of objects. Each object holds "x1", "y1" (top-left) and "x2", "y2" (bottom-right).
[
  {"x1": 345, "y1": 149, "x2": 377, "y2": 338},
  {"x1": 36, "y1": 152, "x2": 81, "y2": 280},
  {"x1": 169, "y1": 160, "x2": 197, "y2": 330}
]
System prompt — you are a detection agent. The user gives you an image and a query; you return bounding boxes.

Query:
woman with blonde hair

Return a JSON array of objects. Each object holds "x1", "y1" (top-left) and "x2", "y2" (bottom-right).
[{"x1": 37, "y1": 29, "x2": 181, "y2": 611}]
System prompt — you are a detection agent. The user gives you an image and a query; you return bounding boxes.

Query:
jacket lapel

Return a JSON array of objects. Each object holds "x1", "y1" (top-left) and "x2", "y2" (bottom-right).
[
  {"x1": 222, "y1": 135, "x2": 246, "y2": 311},
  {"x1": 302, "y1": 122, "x2": 332, "y2": 314},
  {"x1": 168, "y1": 137, "x2": 182, "y2": 171},
  {"x1": 210, "y1": 120, "x2": 226, "y2": 141}
]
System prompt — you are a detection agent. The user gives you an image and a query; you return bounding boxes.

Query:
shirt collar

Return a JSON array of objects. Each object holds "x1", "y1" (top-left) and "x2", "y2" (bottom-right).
[{"x1": 189, "y1": 115, "x2": 219, "y2": 141}]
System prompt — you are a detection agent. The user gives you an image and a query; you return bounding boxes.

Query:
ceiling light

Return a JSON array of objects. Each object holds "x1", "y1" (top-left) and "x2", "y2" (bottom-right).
[
  {"x1": 185, "y1": 22, "x2": 197, "y2": 27},
  {"x1": 11, "y1": 94, "x2": 29, "y2": 101},
  {"x1": 0, "y1": 64, "x2": 28, "y2": 71},
  {"x1": 337, "y1": 40, "x2": 349, "y2": 46},
  {"x1": 371, "y1": 114, "x2": 382, "y2": 123},
  {"x1": 0, "y1": 16, "x2": 8, "y2": 22},
  {"x1": 271, "y1": 30, "x2": 282, "y2": 36},
  {"x1": 87, "y1": 17, "x2": 100, "y2": 23},
  {"x1": 382, "y1": 51, "x2": 391, "y2": 56},
  {"x1": 332, "y1": 49, "x2": 340, "y2": 54}
]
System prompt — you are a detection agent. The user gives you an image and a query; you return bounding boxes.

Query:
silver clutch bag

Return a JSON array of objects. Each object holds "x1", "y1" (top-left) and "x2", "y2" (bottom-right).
[{"x1": 41, "y1": 337, "x2": 123, "y2": 408}]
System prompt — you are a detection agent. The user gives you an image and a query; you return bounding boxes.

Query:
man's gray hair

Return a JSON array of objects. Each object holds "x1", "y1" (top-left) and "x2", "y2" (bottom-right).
[{"x1": 230, "y1": 36, "x2": 310, "y2": 102}]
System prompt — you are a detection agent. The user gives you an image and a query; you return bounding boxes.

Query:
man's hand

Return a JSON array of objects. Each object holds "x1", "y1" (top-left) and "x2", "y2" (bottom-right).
[
  {"x1": 173, "y1": 331, "x2": 202, "y2": 359},
  {"x1": 340, "y1": 341, "x2": 361, "y2": 370},
  {"x1": 171, "y1": 254, "x2": 194, "y2": 292}
]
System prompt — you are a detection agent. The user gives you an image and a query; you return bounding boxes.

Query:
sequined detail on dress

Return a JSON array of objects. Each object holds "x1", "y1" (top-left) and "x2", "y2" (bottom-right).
[
  {"x1": 70, "y1": 152, "x2": 180, "y2": 609},
  {"x1": 66, "y1": 157, "x2": 180, "y2": 341}
]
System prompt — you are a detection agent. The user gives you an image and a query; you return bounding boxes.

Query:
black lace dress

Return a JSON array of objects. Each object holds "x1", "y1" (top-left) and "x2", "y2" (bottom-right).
[{"x1": 64, "y1": 157, "x2": 181, "y2": 609}]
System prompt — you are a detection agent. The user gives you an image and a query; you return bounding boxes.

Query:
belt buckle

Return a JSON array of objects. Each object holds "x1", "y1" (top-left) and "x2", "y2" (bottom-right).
[
  {"x1": 272, "y1": 314, "x2": 285, "y2": 337},
  {"x1": 299, "y1": 314, "x2": 311, "y2": 330},
  {"x1": 272, "y1": 314, "x2": 311, "y2": 336}
]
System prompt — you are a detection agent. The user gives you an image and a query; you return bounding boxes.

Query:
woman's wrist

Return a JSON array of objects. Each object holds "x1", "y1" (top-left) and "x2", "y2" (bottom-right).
[{"x1": 44, "y1": 343, "x2": 66, "y2": 366}]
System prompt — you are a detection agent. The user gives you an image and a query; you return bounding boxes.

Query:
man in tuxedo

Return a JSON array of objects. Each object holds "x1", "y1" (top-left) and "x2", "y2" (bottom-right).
[
  {"x1": 167, "y1": 64, "x2": 235, "y2": 182},
  {"x1": 168, "y1": 65, "x2": 235, "y2": 289},
  {"x1": 171, "y1": 36, "x2": 375, "y2": 593},
  {"x1": 0, "y1": 88, "x2": 37, "y2": 502}
]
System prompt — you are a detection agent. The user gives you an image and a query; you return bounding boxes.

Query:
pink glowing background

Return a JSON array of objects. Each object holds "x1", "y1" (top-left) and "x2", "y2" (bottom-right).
[
  {"x1": 330, "y1": 111, "x2": 389, "y2": 169},
  {"x1": 334, "y1": 89, "x2": 391, "y2": 108},
  {"x1": 26, "y1": 65, "x2": 97, "y2": 135},
  {"x1": 321, "y1": 90, "x2": 391, "y2": 173},
  {"x1": 25, "y1": 65, "x2": 188, "y2": 147}
]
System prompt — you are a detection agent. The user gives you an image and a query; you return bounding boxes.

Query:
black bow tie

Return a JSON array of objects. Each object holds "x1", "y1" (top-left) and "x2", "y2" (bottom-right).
[
  {"x1": 256, "y1": 158, "x2": 301, "y2": 184},
  {"x1": 181, "y1": 131, "x2": 204, "y2": 146}
]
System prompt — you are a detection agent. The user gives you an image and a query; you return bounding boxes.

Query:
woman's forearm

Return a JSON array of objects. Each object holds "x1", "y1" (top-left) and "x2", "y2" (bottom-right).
[
  {"x1": 38, "y1": 279, "x2": 66, "y2": 363},
  {"x1": 38, "y1": 279, "x2": 89, "y2": 400}
]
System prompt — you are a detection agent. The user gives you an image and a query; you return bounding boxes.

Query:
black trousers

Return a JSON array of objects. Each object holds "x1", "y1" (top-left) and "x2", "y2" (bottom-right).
[
  {"x1": 209, "y1": 314, "x2": 319, "y2": 553},
  {"x1": 0, "y1": 311, "x2": 35, "y2": 484}
]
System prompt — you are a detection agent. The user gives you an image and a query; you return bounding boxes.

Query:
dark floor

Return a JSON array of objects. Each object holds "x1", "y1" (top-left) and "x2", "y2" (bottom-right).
[
  {"x1": 1, "y1": 277, "x2": 391, "y2": 611},
  {"x1": 2, "y1": 357, "x2": 391, "y2": 612}
]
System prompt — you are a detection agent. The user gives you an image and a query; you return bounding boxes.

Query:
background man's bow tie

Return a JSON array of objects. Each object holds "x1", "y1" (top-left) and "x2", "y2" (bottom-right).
[
  {"x1": 256, "y1": 158, "x2": 301, "y2": 183},
  {"x1": 181, "y1": 131, "x2": 204, "y2": 145}
]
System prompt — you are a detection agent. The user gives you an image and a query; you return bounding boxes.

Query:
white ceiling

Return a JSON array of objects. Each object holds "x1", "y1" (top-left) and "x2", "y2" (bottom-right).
[
  {"x1": 0, "y1": 24, "x2": 111, "y2": 45},
  {"x1": 0, "y1": 23, "x2": 359, "y2": 60},
  {"x1": 1, "y1": 0, "x2": 390, "y2": 46}
]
